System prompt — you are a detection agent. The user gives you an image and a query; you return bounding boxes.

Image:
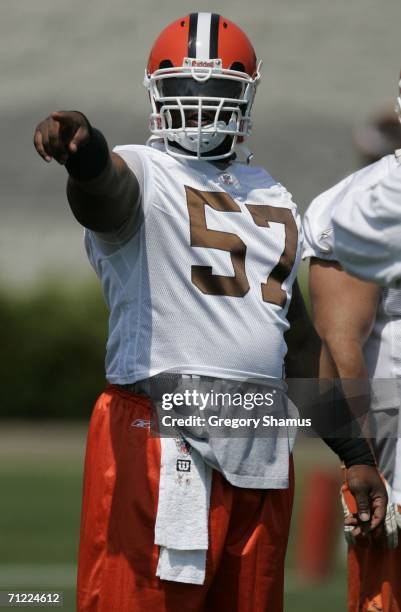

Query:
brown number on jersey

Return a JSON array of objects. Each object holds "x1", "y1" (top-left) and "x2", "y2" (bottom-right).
[
  {"x1": 246, "y1": 204, "x2": 298, "y2": 307},
  {"x1": 186, "y1": 186, "x2": 298, "y2": 306},
  {"x1": 185, "y1": 186, "x2": 250, "y2": 297}
]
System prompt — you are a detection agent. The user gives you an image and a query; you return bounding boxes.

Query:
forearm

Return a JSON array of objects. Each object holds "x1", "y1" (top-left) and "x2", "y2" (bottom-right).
[
  {"x1": 321, "y1": 336, "x2": 372, "y2": 444},
  {"x1": 314, "y1": 344, "x2": 375, "y2": 466},
  {"x1": 309, "y1": 258, "x2": 379, "y2": 427},
  {"x1": 323, "y1": 335, "x2": 369, "y2": 380},
  {"x1": 67, "y1": 152, "x2": 139, "y2": 232}
]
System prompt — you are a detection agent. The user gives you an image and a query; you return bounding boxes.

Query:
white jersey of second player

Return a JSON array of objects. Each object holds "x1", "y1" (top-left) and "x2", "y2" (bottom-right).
[
  {"x1": 85, "y1": 140, "x2": 302, "y2": 384},
  {"x1": 332, "y1": 156, "x2": 401, "y2": 287},
  {"x1": 303, "y1": 156, "x2": 401, "y2": 500},
  {"x1": 303, "y1": 155, "x2": 401, "y2": 394}
]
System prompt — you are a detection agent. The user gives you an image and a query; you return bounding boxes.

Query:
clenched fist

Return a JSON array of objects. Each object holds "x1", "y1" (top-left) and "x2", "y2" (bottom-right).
[{"x1": 33, "y1": 111, "x2": 91, "y2": 165}]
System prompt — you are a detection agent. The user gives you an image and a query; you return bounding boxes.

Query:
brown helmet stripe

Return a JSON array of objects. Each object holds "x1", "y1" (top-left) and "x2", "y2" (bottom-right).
[
  {"x1": 209, "y1": 13, "x2": 220, "y2": 59},
  {"x1": 188, "y1": 13, "x2": 198, "y2": 57}
]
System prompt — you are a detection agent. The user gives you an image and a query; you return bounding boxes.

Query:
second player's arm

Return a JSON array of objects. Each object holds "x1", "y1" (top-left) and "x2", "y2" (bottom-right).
[
  {"x1": 287, "y1": 273, "x2": 386, "y2": 530},
  {"x1": 309, "y1": 257, "x2": 381, "y2": 380},
  {"x1": 308, "y1": 257, "x2": 386, "y2": 531},
  {"x1": 309, "y1": 256, "x2": 381, "y2": 434}
]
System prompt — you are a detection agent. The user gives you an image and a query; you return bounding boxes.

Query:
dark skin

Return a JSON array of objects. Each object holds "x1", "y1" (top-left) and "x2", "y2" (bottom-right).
[
  {"x1": 309, "y1": 258, "x2": 386, "y2": 536},
  {"x1": 34, "y1": 110, "x2": 387, "y2": 533},
  {"x1": 33, "y1": 110, "x2": 232, "y2": 227},
  {"x1": 33, "y1": 111, "x2": 140, "y2": 232},
  {"x1": 286, "y1": 281, "x2": 387, "y2": 535}
]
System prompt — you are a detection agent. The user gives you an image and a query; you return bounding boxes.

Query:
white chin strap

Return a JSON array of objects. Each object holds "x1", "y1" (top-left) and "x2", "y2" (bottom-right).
[{"x1": 169, "y1": 121, "x2": 229, "y2": 153}]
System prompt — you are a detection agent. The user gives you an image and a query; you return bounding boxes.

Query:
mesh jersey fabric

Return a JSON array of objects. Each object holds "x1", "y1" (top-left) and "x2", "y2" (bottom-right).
[
  {"x1": 333, "y1": 161, "x2": 401, "y2": 287},
  {"x1": 85, "y1": 140, "x2": 303, "y2": 384},
  {"x1": 302, "y1": 156, "x2": 401, "y2": 491}
]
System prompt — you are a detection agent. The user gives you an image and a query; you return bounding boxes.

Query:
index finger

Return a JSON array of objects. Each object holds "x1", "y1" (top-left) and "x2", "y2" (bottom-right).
[
  {"x1": 68, "y1": 125, "x2": 90, "y2": 153},
  {"x1": 33, "y1": 129, "x2": 52, "y2": 162},
  {"x1": 51, "y1": 111, "x2": 74, "y2": 126}
]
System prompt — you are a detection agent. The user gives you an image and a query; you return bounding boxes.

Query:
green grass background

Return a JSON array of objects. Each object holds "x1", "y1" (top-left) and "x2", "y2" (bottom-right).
[
  {"x1": 0, "y1": 273, "x2": 347, "y2": 610},
  {"x1": 0, "y1": 424, "x2": 346, "y2": 612}
]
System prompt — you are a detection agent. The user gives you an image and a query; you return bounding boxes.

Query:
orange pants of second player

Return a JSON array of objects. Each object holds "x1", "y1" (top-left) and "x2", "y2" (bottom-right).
[
  {"x1": 348, "y1": 538, "x2": 401, "y2": 612},
  {"x1": 77, "y1": 385, "x2": 294, "y2": 612}
]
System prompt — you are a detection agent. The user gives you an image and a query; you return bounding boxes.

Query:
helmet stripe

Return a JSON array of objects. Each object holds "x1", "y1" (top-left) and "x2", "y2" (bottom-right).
[
  {"x1": 209, "y1": 13, "x2": 220, "y2": 59},
  {"x1": 195, "y1": 13, "x2": 212, "y2": 60},
  {"x1": 188, "y1": 13, "x2": 220, "y2": 61},
  {"x1": 188, "y1": 13, "x2": 198, "y2": 57}
]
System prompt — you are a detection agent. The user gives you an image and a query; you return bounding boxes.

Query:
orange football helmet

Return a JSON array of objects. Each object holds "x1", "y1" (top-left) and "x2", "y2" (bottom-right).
[{"x1": 144, "y1": 13, "x2": 261, "y2": 160}]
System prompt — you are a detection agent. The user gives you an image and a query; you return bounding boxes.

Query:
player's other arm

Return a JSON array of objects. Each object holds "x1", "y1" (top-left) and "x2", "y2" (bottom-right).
[
  {"x1": 308, "y1": 257, "x2": 386, "y2": 533},
  {"x1": 308, "y1": 255, "x2": 379, "y2": 432},
  {"x1": 284, "y1": 279, "x2": 321, "y2": 378},
  {"x1": 33, "y1": 111, "x2": 140, "y2": 232},
  {"x1": 309, "y1": 257, "x2": 380, "y2": 380}
]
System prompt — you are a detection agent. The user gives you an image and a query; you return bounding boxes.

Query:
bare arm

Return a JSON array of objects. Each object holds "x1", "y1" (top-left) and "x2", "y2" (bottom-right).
[
  {"x1": 309, "y1": 256, "x2": 380, "y2": 429},
  {"x1": 66, "y1": 151, "x2": 140, "y2": 232},
  {"x1": 309, "y1": 257, "x2": 386, "y2": 532},
  {"x1": 309, "y1": 257, "x2": 381, "y2": 379},
  {"x1": 33, "y1": 111, "x2": 141, "y2": 232}
]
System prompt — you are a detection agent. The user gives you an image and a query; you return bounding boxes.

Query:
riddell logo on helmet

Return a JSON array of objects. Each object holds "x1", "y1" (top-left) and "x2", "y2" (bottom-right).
[
  {"x1": 191, "y1": 60, "x2": 215, "y2": 68},
  {"x1": 183, "y1": 58, "x2": 222, "y2": 69}
]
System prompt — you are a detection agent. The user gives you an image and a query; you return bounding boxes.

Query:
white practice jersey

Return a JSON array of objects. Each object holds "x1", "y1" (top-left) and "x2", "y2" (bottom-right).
[
  {"x1": 303, "y1": 159, "x2": 401, "y2": 499},
  {"x1": 85, "y1": 141, "x2": 302, "y2": 384},
  {"x1": 332, "y1": 156, "x2": 401, "y2": 287},
  {"x1": 303, "y1": 155, "x2": 401, "y2": 392}
]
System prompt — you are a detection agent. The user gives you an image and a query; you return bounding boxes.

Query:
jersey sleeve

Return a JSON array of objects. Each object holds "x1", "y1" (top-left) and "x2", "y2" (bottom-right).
[
  {"x1": 302, "y1": 174, "x2": 355, "y2": 261},
  {"x1": 333, "y1": 163, "x2": 401, "y2": 287}
]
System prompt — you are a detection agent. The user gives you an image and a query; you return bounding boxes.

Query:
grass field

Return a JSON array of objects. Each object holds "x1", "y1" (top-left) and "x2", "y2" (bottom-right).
[{"x1": 0, "y1": 423, "x2": 346, "y2": 611}]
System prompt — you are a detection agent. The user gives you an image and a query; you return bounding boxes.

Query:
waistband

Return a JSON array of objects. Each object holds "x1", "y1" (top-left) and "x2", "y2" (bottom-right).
[
  {"x1": 114, "y1": 374, "x2": 202, "y2": 397},
  {"x1": 113, "y1": 373, "x2": 286, "y2": 398}
]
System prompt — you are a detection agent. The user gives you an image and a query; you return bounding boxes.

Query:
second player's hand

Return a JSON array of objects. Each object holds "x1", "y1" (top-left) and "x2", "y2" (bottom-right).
[
  {"x1": 33, "y1": 111, "x2": 91, "y2": 165},
  {"x1": 345, "y1": 464, "x2": 388, "y2": 536}
]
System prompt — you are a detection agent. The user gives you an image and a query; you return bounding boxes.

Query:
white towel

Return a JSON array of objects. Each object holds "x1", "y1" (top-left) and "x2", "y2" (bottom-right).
[{"x1": 155, "y1": 435, "x2": 212, "y2": 585}]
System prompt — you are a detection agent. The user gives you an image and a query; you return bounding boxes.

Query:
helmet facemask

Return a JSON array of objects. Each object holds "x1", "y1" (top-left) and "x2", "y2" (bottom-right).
[
  {"x1": 396, "y1": 77, "x2": 401, "y2": 123},
  {"x1": 145, "y1": 59, "x2": 260, "y2": 161}
]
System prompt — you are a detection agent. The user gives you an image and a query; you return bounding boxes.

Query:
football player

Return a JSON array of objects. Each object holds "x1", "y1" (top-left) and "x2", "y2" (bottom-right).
[
  {"x1": 303, "y1": 80, "x2": 401, "y2": 608},
  {"x1": 332, "y1": 74, "x2": 401, "y2": 287},
  {"x1": 33, "y1": 13, "x2": 386, "y2": 612}
]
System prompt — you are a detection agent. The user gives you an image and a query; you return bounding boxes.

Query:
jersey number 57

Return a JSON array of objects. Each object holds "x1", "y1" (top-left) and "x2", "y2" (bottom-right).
[{"x1": 185, "y1": 186, "x2": 298, "y2": 307}]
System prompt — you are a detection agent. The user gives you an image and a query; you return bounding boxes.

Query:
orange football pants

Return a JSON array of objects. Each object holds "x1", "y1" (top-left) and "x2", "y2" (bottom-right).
[
  {"x1": 348, "y1": 538, "x2": 401, "y2": 612},
  {"x1": 343, "y1": 482, "x2": 401, "y2": 612},
  {"x1": 77, "y1": 385, "x2": 294, "y2": 612}
]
